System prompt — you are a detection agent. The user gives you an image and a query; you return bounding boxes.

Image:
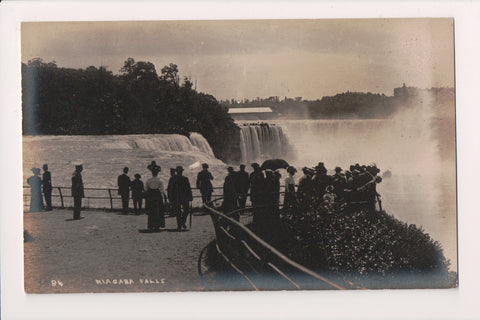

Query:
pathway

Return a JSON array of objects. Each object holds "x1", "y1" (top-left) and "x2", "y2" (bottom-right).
[{"x1": 23, "y1": 209, "x2": 216, "y2": 293}]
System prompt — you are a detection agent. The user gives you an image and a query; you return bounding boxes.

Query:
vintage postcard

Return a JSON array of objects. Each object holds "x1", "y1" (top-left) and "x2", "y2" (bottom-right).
[{"x1": 21, "y1": 18, "x2": 457, "y2": 294}]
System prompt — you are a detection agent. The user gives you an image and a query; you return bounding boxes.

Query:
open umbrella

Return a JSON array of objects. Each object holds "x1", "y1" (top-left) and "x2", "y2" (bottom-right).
[{"x1": 260, "y1": 159, "x2": 290, "y2": 171}]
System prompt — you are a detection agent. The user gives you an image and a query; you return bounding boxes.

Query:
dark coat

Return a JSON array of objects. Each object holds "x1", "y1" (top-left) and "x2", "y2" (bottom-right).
[
  {"x1": 249, "y1": 170, "x2": 265, "y2": 204},
  {"x1": 42, "y1": 171, "x2": 52, "y2": 192},
  {"x1": 223, "y1": 173, "x2": 236, "y2": 200},
  {"x1": 196, "y1": 170, "x2": 214, "y2": 194},
  {"x1": 235, "y1": 170, "x2": 250, "y2": 195},
  {"x1": 71, "y1": 170, "x2": 84, "y2": 198},
  {"x1": 118, "y1": 173, "x2": 131, "y2": 196},
  {"x1": 171, "y1": 175, "x2": 193, "y2": 203},
  {"x1": 167, "y1": 177, "x2": 175, "y2": 203},
  {"x1": 131, "y1": 179, "x2": 144, "y2": 199}
]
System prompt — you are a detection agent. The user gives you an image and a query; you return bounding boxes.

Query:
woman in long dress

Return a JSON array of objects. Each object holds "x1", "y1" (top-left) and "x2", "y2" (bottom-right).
[
  {"x1": 27, "y1": 168, "x2": 44, "y2": 212},
  {"x1": 145, "y1": 161, "x2": 165, "y2": 231}
]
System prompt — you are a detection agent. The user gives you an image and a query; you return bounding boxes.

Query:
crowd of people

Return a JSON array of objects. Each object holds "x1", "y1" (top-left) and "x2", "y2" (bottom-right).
[{"x1": 27, "y1": 160, "x2": 383, "y2": 232}]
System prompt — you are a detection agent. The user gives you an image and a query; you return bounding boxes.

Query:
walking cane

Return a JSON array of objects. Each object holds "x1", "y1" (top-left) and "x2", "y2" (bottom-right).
[{"x1": 189, "y1": 201, "x2": 193, "y2": 229}]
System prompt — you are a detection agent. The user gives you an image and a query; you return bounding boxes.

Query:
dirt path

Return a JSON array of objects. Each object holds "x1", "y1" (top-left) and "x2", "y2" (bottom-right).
[{"x1": 23, "y1": 209, "x2": 216, "y2": 293}]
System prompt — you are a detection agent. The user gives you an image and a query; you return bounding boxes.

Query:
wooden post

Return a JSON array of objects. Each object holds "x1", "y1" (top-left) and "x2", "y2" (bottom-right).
[
  {"x1": 108, "y1": 189, "x2": 113, "y2": 211},
  {"x1": 58, "y1": 187, "x2": 64, "y2": 208}
]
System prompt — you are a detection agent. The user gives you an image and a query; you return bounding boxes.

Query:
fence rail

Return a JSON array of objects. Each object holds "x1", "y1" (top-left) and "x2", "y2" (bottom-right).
[
  {"x1": 22, "y1": 185, "x2": 225, "y2": 211},
  {"x1": 202, "y1": 196, "x2": 346, "y2": 290}
]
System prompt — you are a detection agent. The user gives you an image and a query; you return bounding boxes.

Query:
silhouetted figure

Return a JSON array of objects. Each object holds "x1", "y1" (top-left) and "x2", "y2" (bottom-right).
[
  {"x1": 145, "y1": 161, "x2": 165, "y2": 230},
  {"x1": 118, "y1": 167, "x2": 131, "y2": 215},
  {"x1": 167, "y1": 168, "x2": 176, "y2": 217},
  {"x1": 172, "y1": 166, "x2": 193, "y2": 230},
  {"x1": 71, "y1": 164, "x2": 84, "y2": 220},
  {"x1": 344, "y1": 169, "x2": 362, "y2": 212},
  {"x1": 42, "y1": 164, "x2": 52, "y2": 211},
  {"x1": 235, "y1": 164, "x2": 250, "y2": 209},
  {"x1": 131, "y1": 174, "x2": 144, "y2": 215},
  {"x1": 223, "y1": 167, "x2": 238, "y2": 220},
  {"x1": 27, "y1": 168, "x2": 44, "y2": 212},
  {"x1": 297, "y1": 167, "x2": 314, "y2": 205},
  {"x1": 196, "y1": 163, "x2": 214, "y2": 206},
  {"x1": 331, "y1": 166, "x2": 347, "y2": 201},
  {"x1": 250, "y1": 163, "x2": 267, "y2": 233},
  {"x1": 312, "y1": 162, "x2": 332, "y2": 202},
  {"x1": 249, "y1": 163, "x2": 265, "y2": 209},
  {"x1": 283, "y1": 166, "x2": 297, "y2": 210},
  {"x1": 361, "y1": 165, "x2": 382, "y2": 217},
  {"x1": 265, "y1": 169, "x2": 281, "y2": 214}
]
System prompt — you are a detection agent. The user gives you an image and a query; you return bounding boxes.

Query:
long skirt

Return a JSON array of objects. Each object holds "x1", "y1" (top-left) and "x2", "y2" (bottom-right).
[{"x1": 145, "y1": 189, "x2": 164, "y2": 229}]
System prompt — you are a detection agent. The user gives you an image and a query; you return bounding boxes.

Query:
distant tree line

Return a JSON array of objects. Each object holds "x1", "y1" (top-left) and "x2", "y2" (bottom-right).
[
  {"x1": 22, "y1": 58, "x2": 241, "y2": 162},
  {"x1": 221, "y1": 85, "x2": 454, "y2": 119}
]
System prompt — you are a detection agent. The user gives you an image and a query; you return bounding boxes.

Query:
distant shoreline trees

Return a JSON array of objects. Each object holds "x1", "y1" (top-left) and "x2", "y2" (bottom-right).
[
  {"x1": 22, "y1": 58, "x2": 241, "y2": 163},
  {"x1": 221, "y1": 85, "x2": 454, "y2": 120}
]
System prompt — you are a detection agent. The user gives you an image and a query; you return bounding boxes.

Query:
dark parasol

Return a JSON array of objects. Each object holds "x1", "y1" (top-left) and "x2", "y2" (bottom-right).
[{"x1": 260, "y1": 159, "x2": 290, "y2": 171}]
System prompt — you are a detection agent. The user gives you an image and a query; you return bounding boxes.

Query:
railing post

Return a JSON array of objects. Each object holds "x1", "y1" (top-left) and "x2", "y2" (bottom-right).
[
  {"x1": 58, "y1": 187, "x2": 64, "y2": 208},
  {"x1": 108, "y1": 189, "x2": 114, "y2": 211}
]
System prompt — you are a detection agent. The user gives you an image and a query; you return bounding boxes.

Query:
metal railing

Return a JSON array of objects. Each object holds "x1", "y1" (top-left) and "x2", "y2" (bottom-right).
[
  {"x1": 22, "y1": 186, "x2": 225, "y2": 211},
  {"x1": 202, "y1": 196, "x2": 346, "y2": 290}
]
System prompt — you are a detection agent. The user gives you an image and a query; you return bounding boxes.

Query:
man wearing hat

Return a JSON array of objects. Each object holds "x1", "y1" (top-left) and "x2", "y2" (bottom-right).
[
  {"x1": 249, "y1": 163, "x2": 264, "y2": 209},
  {"x1": 42, "y1": 164, "x2": 52, "y2": 211},
  {"x1": 196, "y1": 163, "x2": 214, "y2": 207},
  {"x1": 235, "y1": 164, "x2": 250, "y2": 209},
  {"x1": 331, "y1": 166, "x2": 347, "y2": 201},
  {"x1": 171, "y1": 166, "x2": 193, "y2": 230},
  {"x1": 313, "y1": 162, "x2": 332, "y2": 201},
  {"x1": 71, "y1": 163, "x2": 85, "y2": 220},
  {"x1": 118, "y1": 167, "x2": 132, "y2": 215}
]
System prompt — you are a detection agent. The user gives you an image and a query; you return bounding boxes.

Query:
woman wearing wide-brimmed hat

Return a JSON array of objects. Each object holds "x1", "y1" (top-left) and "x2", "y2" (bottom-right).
[
  {"x1": 27, "y1": 167, "x2": 44, "y2": 212},
  {"x1": 145, "y1": 161, "x2": 165, "y2": 231}
]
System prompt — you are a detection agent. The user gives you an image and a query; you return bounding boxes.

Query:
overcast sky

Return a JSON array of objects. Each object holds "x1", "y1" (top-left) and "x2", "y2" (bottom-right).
[{"x1": 21, "y1": 19, "x2": 454, "y2": 100}]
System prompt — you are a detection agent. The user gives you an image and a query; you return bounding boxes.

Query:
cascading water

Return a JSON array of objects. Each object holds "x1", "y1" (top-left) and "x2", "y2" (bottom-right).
[
  {"x1": 235, "y1": 91, "x2": 456, "y2": 270},
  {"x1": 239, "y1": 124, "x2": 292, "y2": 164},
  {"x1": 98, "y1": 132, "x2": 214, "y2": 155},
  {"x1": 22, "y1": 132, "x2": 224, "y2": 190}
]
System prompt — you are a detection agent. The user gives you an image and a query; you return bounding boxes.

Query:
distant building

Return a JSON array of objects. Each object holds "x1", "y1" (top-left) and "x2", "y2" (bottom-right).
[
  {"x1": 394, "y1": 83, "x2": 421, "y2": 98},
  {"x1": 228, "y1": 107, "x2": 277, "y2": 120}
]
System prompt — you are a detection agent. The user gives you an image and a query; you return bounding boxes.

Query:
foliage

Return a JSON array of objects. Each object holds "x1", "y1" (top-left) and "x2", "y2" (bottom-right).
[
  {"x1": 220, "y1": 87, "x2": 455, "y2": 120},
  {"x1": 22, "y1": 58, "x2": 241, "y2": 163},
  {"x1": 279, "y1": 203, "x2": 452, "y2": 279}
]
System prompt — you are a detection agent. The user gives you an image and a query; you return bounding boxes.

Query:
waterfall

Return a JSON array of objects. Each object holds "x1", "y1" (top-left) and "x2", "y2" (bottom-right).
[
  {"x1": 239, "y1": 124, "x2": 292, "y2": 164},
  {"x1": 189, "y1": 132, "x2": 215, "y2": 157},
  {"x1": 98, "y1": 132, "x2": 214, "y2": 156}
]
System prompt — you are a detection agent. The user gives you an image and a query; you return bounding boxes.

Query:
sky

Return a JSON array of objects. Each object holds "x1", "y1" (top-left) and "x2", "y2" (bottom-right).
[{"x1": 21, "y1": 19, "x2": 454, "y2": 101}]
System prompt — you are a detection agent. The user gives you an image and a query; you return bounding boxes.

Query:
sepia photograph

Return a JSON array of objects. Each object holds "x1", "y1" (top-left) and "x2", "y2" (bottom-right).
[{"x1": 20, "y1": 18, "x2": 458, "y2": 294}]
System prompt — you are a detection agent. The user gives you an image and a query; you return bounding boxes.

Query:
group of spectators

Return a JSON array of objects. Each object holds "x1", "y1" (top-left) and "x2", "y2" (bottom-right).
[
  {"x1": 295, "y1": 162, "x2": 383, "y2": 215},
  {"x1": 117, "y1": 162, "x2": 193, "y2": 231},
  {"x1": 27, "y1": 160, "x2": 383, "y2": 232}
]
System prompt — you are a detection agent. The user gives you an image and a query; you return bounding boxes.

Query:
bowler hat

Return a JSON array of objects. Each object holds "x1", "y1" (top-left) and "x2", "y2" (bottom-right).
[
  {"x1": 176, "y1": 166, "x2": 184, "y2": 172},
  {"x1": 202, "y1": 163, "x2": 209, "y2": 169}
]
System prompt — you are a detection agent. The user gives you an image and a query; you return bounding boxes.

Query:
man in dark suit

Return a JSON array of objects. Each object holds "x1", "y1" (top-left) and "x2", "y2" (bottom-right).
[
  {"x1": 235, "y1": 164, "x2": 250, "y2": 209},
  {"x1": 172, "y1": 166, "x2": 193, "y2": 230},
  {"x1": 196, "y1": 163, "x2": 214, "y2": 206},
  {"x1": 71, "y1": 163, "x2": 85, "y2": 220},
  {"x1": 117, "y1": 167, "x2": 131, "y2": 215},
  {"x1": 42, "y1": 164, "x2": 53, "y2": 211}
]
